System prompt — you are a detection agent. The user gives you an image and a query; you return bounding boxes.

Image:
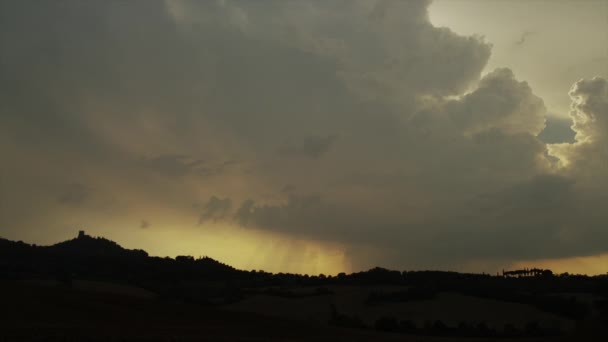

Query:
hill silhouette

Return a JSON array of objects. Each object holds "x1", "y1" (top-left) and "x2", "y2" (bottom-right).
[
  {"x1": 51, "y1": 231, "x2": 146, "y2": 256},
  {"x1": 2, "y1": 232, "x2": 608, "y2": 340}
]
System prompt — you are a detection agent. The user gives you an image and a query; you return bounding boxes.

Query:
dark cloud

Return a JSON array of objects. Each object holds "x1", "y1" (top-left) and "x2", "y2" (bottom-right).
[
  {"x1": 448, "y1": 68, "x2": 546, "y2": 136},
  {"x1": 199, "y1": 196, "x2": 233, "y2": 224},
  {"x1": 538, "y1": 117, "x2": 576, "y2": 144},
  {"x1": 514, "y1": 30, "x2": 535, "y2": 46},
  {"x1": 278, "y1": 135, "x2": 337, "y2": 159},
  {"x1": 141, "y1": 154, "x2": 205, "y2": 178},
  {"x1": 140, "y1": 154, "x2": 241, "y2": 179},
  {"x1": 549, "y1": 76, "x2": 608, "y2": 175},
  {"x1": 235, "y1": 194, "x2": 324, "y2": 230}
]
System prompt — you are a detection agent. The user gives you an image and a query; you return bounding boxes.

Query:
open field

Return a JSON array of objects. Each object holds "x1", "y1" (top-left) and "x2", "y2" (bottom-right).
[
  {"x1": 0, "y1": 280, "x2": 576, "y2": 342},
  {"x1": 225, "y1": 285, "x2": 574, "y2": 330}
]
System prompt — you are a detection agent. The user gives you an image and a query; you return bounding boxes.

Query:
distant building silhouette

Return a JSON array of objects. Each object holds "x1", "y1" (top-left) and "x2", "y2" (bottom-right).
[{"x1": 78, "y1": 230, "x2": 86, "y2": 239}]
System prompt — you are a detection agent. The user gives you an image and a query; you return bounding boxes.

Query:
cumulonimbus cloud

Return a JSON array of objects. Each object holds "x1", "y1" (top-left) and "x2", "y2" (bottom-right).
[
  {"x1": 0, "y1": 0, "x2": 606, "y2": 272},
  {"x1": 549, "y1": 77, "x2": 608, "y2": 170}
]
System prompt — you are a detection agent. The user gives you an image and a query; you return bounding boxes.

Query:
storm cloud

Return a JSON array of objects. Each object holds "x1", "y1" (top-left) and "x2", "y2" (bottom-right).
[{"x1": 0, "y1": 0, "x2": 606, "y2": 273}]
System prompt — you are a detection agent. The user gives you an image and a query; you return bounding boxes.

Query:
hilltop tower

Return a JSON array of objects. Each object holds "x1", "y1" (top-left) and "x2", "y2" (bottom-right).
[{"x1": 78, "y1": 230, "x2": 86, "y2": 239}]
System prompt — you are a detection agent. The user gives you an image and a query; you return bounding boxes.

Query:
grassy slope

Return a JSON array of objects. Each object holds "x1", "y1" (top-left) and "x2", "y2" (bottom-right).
[
  {"x1": 225, "y1": 285, "x2": 573, "y2": 330},
  {"x1": 0, "y1": 280, "x2": 568, "y2": 342}
]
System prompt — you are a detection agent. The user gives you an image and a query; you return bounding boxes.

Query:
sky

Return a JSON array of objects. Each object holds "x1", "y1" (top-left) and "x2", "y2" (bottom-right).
[{"x1": 0, "y1": 0, "x2": 607, "y2": 275}]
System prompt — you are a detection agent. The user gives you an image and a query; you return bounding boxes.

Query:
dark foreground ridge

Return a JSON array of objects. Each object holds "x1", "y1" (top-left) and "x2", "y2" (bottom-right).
[{"x1": 2, "y1": 232, "x2": 608, "y2": 341}]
